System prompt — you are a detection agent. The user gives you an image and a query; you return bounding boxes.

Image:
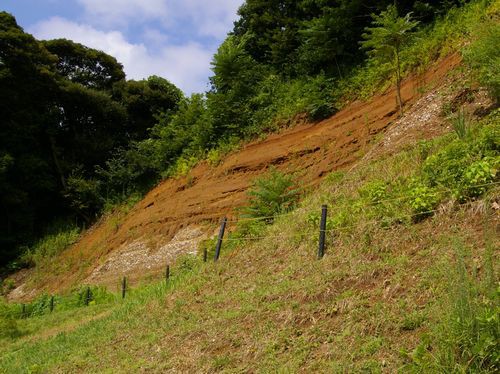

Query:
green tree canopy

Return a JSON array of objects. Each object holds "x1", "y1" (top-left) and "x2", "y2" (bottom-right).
[
  {"x1": 43, "y1": 38, "x2": 125, "y2": 90},
  {"x1": 0, "y1": 12, "x2": 184, "y2": 266},
  {"x1": 113, "y1": 76, "x2": 183, "y2": 141}
]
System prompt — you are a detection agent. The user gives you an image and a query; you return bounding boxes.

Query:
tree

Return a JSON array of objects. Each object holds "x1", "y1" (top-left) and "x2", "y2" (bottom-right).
[
  {"x1": 0, "y1": 12, "x2": 185, "y2": 266},
  {"x1": 43, "y1": 39, "x2": 125, "y2": 91},
  {"x1": 113, "y1": 76, "x2": 183, "y2": 141},
  {"x1": 298, "y1": 0, "x2": 365, "y2": 77},
  {"x1": 209, "y1": 35, "x2": 267, "y2": 138},
  {"x1": 360, "y1": 5, "x2": 418, "y2": 115},
  {"x1": 0, "y1": 12, "x2": 60, "y2": 265},
  {"x1": 233, "y1": 0, "x2": 305, "y2": 74}
]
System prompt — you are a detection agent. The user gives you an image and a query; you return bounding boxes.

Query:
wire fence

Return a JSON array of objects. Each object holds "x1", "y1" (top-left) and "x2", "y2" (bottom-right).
[
  {"x1": 9, "y1": 180, "x2": 499, "y2": 319},
  {"x1": 226, "y1": 181, "x2": 500, "y2": 224}
]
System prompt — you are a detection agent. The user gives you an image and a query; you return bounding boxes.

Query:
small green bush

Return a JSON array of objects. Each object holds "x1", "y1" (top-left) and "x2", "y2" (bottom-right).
[
  {"x1": 167, "y1": 155, "x2": 199, "y2": 178},
  {"x1": 457, "y1": 157, "x2": 498, "y2": 200},
  {"x1": 420, "y1": 119, "x2": 499, "y2": 202},
  {"x1": 358, "y1": 180, "x2": 388, "y2": 204},
  {"x1": 408, "y1": 182, "x2": 441, "y2": 217},
  {"x1": 63, "y1": 171, "x2": 104, "y2": 223},
  {"x1": 243, "y1": 168, "x2": 300, "y2": 222}
]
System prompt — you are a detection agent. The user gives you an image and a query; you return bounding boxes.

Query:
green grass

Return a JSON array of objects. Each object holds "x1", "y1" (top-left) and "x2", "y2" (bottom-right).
[
  {"x1": 1, "y1": 3, "x2": 498, "y2": 368},
  {"x1": 0, "y1": 110, "x2": 498, "y2": 372},
  {"x1": 20, "y1": 225, "x2": 80, "y2": 270}
]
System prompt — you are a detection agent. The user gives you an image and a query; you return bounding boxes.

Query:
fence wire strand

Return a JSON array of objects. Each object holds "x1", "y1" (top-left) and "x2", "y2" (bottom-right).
[
  {"x1": 225, "y1": 181, "x2": 500, "y2": 224},
  {"x1": 221, "y1": 194, "x2": 497, "y2": 242}
]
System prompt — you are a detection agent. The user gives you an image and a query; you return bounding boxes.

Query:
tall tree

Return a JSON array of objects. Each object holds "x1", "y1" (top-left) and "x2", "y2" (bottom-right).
[
  {"x1": 43, "y1": 39, "x2": 125, "y2": 91},
  {"x1": 0, "y1": 13, "x2": 185, "y2": 266},
  {"x1": 209, "y1": 35, "x2": 267, "y2": 138},
  {"x1": 0, "y1": 12, "x2": 60, "y2": 264},
  {"x1": 113, "y1": 76, "x2": 183, "y2": 141},
  {"x1": 360, "y1": 5, "x2": 419, "y2": 114}
]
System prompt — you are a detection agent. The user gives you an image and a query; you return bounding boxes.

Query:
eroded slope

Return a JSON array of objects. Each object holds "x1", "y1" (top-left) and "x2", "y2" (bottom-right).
[{"x1": 11, "y1": 54, "x2": 464, "y2": 297}]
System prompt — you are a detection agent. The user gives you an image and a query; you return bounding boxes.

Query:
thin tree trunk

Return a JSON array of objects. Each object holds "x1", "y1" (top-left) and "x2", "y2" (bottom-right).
[{"x1": 395, "y1": 48, "x2": 403, "y2": 115}]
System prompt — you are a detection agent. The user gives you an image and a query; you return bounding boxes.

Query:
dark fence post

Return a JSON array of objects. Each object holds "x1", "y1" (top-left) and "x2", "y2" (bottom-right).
[
  {"x1": 21, "y1": 303, "x2": 26, "y2": 318},
  {"x1": 49, "y1": 295, "x2": 54, "y2": 313},
  {"x1": 165, "y1": 265, "x2": 170, "y2": 284},
  {"x1": 214, "y1": 217, "x2": 227, "y2": 261},
  {"x1": 203, "y1": 248, "x2": 208, "y2": 263},
  {"x1": 318, "y1": 205, "x2": 328, "y2": 259},
  {"x1": 121, "y1": 277, "x2": 127, "y2": 299},
  {"x1": 85, "y1": 286, "x2": 91, "y2": 306}
]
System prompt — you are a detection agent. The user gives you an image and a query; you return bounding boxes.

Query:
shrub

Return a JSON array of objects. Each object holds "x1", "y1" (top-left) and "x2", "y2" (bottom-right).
[
  {"x1": 457, "y1": 157, "x2": 498, "y2": 200},
  {"x1": 243, "y1": 168, "x2": 300, "y2": 222},
  {"x1": 64, "y1": 171, "x2": 104, "y2": 223},
  {"x1": 420, "y1": 118, "x2": 499, "y2": 201},
  {"x1": 407, "y1": 182, "x2": 441, "y2": 217},
  {"x1": 358, "y1": 180, "x2": 388, "y2": 204},
  {"x1": 167, "y1": 155, "x2": 199, "y2": 178},
  {"x1": 206, "y1": 137, "x2": 241, "y2": 167},
  {"x1": 247, "y1": 74, "x2": 337, "y2": 136},
  {"x1": 422, "y1": 141, "x2": 472, "y2": 188}
]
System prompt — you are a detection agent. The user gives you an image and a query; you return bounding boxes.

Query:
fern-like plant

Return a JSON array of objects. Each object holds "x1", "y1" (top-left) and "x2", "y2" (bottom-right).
[{"x1": 243, "y1": 168, "x2": 300, "y2": 222}]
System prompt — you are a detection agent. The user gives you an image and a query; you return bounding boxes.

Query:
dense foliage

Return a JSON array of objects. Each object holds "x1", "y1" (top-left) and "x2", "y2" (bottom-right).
[
  {"x1": 0, "y1": 13, "x2": 182, "y2": 266},
  {"x1": 1, "y1": 0, "x2": 493, "y2": 267}
]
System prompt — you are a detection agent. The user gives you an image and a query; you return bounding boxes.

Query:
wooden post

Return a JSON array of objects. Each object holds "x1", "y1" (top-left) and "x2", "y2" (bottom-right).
[
  {"x1": 318, "y1": 205, "x2": 328, "y2": 259},
  {"x1": 49, "y1": 295, "x2": 54, "y2": 313},
  {"x1": 214, "y1": 217, "x2": 227, "y2": 261},
  {"x1": 165, "y1": 265, "x2": 170, "y2": 284},
  {"x1": 21, "y1": 303, "x2": 26, "y2": 318},
  {"x1": 121, "y1": 277, "x2": 127, "y2": 299},
  {"x1": 203, "y1": 248, "x2": 207, "y2": 263}
]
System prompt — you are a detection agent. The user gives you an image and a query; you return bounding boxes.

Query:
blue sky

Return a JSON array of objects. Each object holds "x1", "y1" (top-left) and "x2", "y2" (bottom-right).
[{"x1": 2, "y1": 0, "x2": 244, "y2": 94}]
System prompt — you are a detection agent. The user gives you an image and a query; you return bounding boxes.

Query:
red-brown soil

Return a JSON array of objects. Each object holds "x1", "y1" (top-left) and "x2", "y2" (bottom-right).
[{"x1": 11, "y1": 54, "x2": 462, "y2": 298}]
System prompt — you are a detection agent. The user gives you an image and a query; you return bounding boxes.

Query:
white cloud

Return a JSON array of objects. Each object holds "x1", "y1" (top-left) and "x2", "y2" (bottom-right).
[
  {"x1": 77, "y1": 0, "x2": 242, "y2": 38},
  {"x1": 165, "y1": 0, "x2": 242, "y2": 39},
  {"x1": 142, "y1": 27, "x2": 169, "y2": 46},
  {"x1": 76, "y1": 0, "x2": 168, "y2": 27},
  {"x1": 27, "y1": 1, "x2": 244, "y2": 93},
  {"x1": 30, "y1": 17, "x2": 213, "y2": 94}
]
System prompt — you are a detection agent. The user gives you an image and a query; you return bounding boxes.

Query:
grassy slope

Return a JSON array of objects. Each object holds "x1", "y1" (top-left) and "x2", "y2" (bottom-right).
[
  {"x1": 1, "y1": 2, "x2": 499, "y2": 372},
  {"x1": 4, "y1": 0, "x2": 494, "y2": 297},
  {"x1": 0, "y1": 111, "x2": 498, "y2": 372}
]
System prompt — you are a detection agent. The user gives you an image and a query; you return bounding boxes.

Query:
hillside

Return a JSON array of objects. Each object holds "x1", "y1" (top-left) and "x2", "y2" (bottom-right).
[
  {"x1": 1, "y1": 1, "x2": 498, "y2": 372},
  {"x1": 7, "y1": 53, "x2": 464, "y2": 298},
  {"x1": 0, "y1": 92, "x2": 497, "y2": 372}
]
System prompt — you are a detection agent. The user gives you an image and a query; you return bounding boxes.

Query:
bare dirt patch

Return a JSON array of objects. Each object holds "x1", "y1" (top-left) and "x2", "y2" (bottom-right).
[
  {"x1": 9, "y1": 54, "x2": 464, "y2": 299},
  {"x1": 85, "y1": 226, "x2": 208, "y2": 287}
]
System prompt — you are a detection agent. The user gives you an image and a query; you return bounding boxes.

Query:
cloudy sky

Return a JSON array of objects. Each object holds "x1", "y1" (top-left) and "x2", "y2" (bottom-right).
[{"x1": 2, "y1": 0, "x2": 244, "y2": 94}]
